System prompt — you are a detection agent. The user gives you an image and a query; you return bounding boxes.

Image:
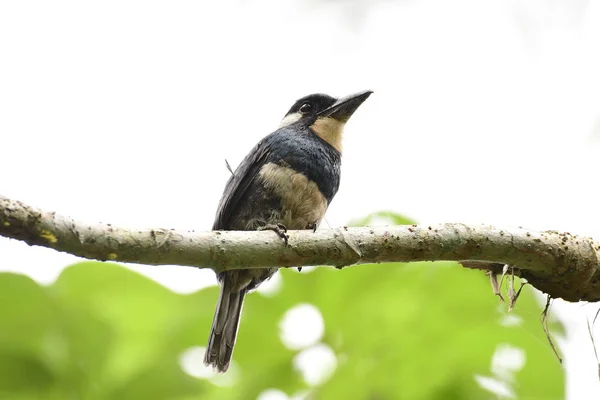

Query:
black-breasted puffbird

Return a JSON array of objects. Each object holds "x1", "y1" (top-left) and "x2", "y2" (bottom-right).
[{"x1": 204, "y1": 90, "x2": 373, "y2": 372}]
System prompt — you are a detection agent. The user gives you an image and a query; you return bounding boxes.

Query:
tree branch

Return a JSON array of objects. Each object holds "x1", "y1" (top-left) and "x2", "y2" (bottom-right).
[{"x1": 1, "y1": 194, "x2": 599, "y2": 302}]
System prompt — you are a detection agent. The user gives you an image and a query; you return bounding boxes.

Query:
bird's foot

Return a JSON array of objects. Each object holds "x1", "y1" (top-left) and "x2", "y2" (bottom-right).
[
  {"x1": 258, "y1": 223, "x2": 289, "y2": 245},
  {"x1": 297, "y1": 221, "x2": 319, "y2": 270}
]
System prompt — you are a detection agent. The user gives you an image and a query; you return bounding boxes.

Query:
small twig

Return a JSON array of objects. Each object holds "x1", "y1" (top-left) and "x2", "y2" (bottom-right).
[
  {"x1": 498, "y1": 264, "x2": 510, "y2": 291},
  {"x1": 507, "y1": 267, "x2": 516, "y2": 311},
  {"x1": 487, "y1": 271, "x2": 505, "y2": 303},
  {"x1": 541, "y1": 295, "x2": 563, "y2": 364},
  {"x1": 586, "y1": 316, "x2": 600, "y2": 382},
  {"x1": 508, "y1": 277, "x2": 529, "y2": 312},
  {"x1": 593, "y1": 307, "x2": 600, "y2": 327}
]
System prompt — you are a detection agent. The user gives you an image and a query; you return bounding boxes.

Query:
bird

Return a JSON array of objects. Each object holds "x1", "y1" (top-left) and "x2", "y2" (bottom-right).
[{"x1": 204, "y1": 90, "x2": 373, "y2": 372}]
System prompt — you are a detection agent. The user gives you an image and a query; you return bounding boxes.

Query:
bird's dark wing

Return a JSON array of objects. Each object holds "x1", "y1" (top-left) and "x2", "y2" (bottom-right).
[{"x1": 212, "y1": 138, "x2": 272, "y2": 230}]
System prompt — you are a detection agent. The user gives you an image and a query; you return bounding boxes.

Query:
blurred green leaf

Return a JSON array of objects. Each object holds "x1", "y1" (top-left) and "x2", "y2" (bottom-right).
[
  {"x1": 0, "y1": 351, "x2": 53, "y2": 395},
  {"x1": 50, "y1": 262, "x2": 211, "y2": 399},
  {"x1": 279, "y1": 263, "x2": 563, "y2": 399},
  {"x1": 349, "y1": 210, "x2": 416, "y2": 226}
]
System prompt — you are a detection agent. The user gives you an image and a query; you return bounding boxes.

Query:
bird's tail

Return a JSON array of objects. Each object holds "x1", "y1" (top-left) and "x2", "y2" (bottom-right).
[{"x1": 204, "y1": 276, "x2": 246, "y2": 372}]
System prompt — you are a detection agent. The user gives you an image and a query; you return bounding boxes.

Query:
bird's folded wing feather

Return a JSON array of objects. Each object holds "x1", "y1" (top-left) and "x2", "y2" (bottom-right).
[{"x1": 212, "y1": 139, "x2": 272, "y2": 230}]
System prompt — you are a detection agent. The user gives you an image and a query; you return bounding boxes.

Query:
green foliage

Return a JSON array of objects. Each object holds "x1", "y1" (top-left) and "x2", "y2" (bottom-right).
[{"x1": 0, "y1": 213, "x2": 564, "y2": 399}]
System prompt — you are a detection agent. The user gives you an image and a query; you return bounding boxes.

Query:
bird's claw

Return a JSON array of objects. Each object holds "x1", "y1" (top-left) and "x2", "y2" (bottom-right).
[
  {"x1": 258, "y1": 223, "x2": 289, "y2": 245},
  {"x1": 306, "y1": 221, "x2": 318, "y2": 233}
]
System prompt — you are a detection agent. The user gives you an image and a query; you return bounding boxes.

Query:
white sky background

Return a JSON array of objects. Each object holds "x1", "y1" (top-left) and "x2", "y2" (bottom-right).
[{"x1": 1, "y1": 0, "x2": 600, "y2": 398}]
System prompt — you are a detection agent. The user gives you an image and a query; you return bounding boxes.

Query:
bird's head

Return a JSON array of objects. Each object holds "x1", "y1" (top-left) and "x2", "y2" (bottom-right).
[{"x1": 279, "y1": 90, "x2": 373, "y2": 152}]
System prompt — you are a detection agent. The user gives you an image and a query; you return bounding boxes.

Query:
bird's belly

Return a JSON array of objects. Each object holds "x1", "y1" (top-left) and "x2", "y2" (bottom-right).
[{"x1": 257, "y1": 162, "x2": 328, "y2": 230}]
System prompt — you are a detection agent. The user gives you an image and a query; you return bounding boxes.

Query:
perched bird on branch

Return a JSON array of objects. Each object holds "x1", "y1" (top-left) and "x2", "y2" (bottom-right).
[{"x1": 204, "y1": 90, "x2": 373, "y2": 372}]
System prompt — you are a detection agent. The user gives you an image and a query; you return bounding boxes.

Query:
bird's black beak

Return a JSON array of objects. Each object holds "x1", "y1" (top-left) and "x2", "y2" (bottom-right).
[{"x1": 317, "y1": 90, "x2": 373, "y2": 122}]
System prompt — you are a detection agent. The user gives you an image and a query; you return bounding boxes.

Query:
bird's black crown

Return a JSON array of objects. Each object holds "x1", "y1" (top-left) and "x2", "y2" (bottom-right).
[{"x1": 284, "y1": 93, "x2": 337, "y2": 118}]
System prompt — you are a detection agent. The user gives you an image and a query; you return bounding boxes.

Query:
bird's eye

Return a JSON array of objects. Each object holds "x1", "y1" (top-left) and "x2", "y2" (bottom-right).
[{"x1": 299, "y1": 102, "x2": 313, "y2": 114}]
